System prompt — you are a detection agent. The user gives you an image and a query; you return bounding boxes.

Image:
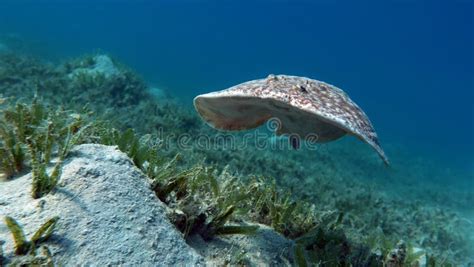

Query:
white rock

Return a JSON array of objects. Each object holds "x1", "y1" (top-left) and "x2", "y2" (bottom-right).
[
  {"x1": 91, "y1": 55, "x2": 120, "y2": 77},
  {"x1": 69, "y1": 55, "x2": 120, "y2": 79},
  {"x1": 0, "y1": 144, "x2": 203, "y2": 266}
]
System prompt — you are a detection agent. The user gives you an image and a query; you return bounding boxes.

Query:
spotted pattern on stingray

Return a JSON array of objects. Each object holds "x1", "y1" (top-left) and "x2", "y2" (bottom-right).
[
  {"x1": 199, "y1": 74, "x2": 388, "y2": 164},
  {"x1": 210, "y1": 75, "x2": 376, "y2": 139}
]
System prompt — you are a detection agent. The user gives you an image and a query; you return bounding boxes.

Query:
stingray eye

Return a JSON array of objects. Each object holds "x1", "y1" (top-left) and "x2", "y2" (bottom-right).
[
  {"x1": 266, "y1": 74, "x2": 278, "y2": 82},
  {"x1": 298, "y1": 85, "x2": 308, "y2": 93}
]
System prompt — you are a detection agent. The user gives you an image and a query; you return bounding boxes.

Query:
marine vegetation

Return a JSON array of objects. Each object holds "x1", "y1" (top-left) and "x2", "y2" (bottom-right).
[
  {"x1": 0, "y1": 52, "x2": 197, "y2": 139},
  {"x1": 0, "y1": 52, "x2": 472, "y2": 265},
  {"x1": 3, "y1": 216, "x2": 58, "y2": 266},
  {"x1": 0, "y1": 97, "x2": 92, "y2": 198}
]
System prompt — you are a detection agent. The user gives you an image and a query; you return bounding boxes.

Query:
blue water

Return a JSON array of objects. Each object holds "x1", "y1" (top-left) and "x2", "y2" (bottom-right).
[{"x1": 1, "y1": 1, "x2": 472, "y2": 171}]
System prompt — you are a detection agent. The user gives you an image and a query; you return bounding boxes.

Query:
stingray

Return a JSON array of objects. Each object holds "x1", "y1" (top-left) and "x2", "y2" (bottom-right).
[{"x1": 194, "y1": 74, "x2": 389, "y2": 165}]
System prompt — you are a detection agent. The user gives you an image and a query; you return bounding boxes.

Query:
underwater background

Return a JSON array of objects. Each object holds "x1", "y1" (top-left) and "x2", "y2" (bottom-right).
[
  {"x1": 0, "y1": 0, "x2": 473, "y2": 265},
  {"x1": 1, "y1": 0, "x2": 473, "y2": 167}
]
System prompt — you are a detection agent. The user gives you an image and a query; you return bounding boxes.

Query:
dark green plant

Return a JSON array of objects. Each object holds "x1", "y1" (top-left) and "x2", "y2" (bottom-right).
[
  {"x1": 247, "y1": 177, "x2": 317, "y2": 239},
  {"x1": 151, "y1": 161, "x2": 259, "y2": 240},
  {"x1": 4, "y1": 216, "x2": 29, "y2": 255},
  {"x1": 73, "y1": 71, "x2": 107, "y2": 91},
  {"x1": 293, "y1": 212, "x2": 353, "y2": 266},
  {"x1": 0, "y1": 98, "x2": 93, "y2": 197},
  {"x1": 8, "y1": 245, "x2": 54, "y2": 267},
  {"x1": 113, "y1": 128, "x2": 153, "y2": 169},
  {"x1": 27, "y1": 120, "x2": 91, "y2": 198},
  {"x1": 0, "y1": 124, "x2": 25, "y2": 178},
  {"x1": 199, "y1": 205, "x2": 236, "y2": 239},
  {"x1": 26, "y1": 137, "x2": 62, "y2": 199},
  {"x1": 0, "y1": 99, "x2": 46, "y2": 179},
  {"x1": 404, "y1": 243, "x2": 427, "y2": 267},
  {"x1": 295, "y1": 244, "x2": 308, "y2": 267},
  {"x1": 365, "y1": 230, "x2": 397, "y2": 258},
  {"x1": 215, "y1": 225, "x2": 259, "y2": 236},
  {"x1": 427, "y1": 255, "x2": 436, "y2": 267},
  {"x1": 0, "y1": 99, "x2": 44, "y2": 178},
  {"x1": 4, "y1": 216, "x2": 59, "y2": 256}
]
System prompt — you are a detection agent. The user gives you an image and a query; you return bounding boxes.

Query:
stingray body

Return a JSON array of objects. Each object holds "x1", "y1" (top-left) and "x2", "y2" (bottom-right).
[{"x1": 194, "y1": 74, "x2": 389, "y2": 165}]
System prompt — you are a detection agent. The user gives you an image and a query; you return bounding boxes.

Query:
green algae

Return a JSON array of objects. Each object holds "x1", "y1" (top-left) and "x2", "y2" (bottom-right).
[
  {"x1": 4, "y1": 216, "x2": 58, "y2": 257},
  {"x1": 0, "y1": 98, "x2": 93, "y2": 198},
  {"x1": 4, "y1": 217, "x2": 29, "y2": 255}
]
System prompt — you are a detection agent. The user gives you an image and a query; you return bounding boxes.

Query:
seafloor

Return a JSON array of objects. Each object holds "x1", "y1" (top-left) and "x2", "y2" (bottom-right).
[{"x1": 0, "y1": 40, "x2": 473, "y2": 265}]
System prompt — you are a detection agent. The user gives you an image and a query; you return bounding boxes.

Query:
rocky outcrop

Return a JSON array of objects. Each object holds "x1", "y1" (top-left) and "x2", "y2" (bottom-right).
[
  {"x1": 68, "y1": 55, "x2": 120, "y2": 79},
  {"x1": 0, "y1": 144, "x2": 203, "y2": 266}
]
